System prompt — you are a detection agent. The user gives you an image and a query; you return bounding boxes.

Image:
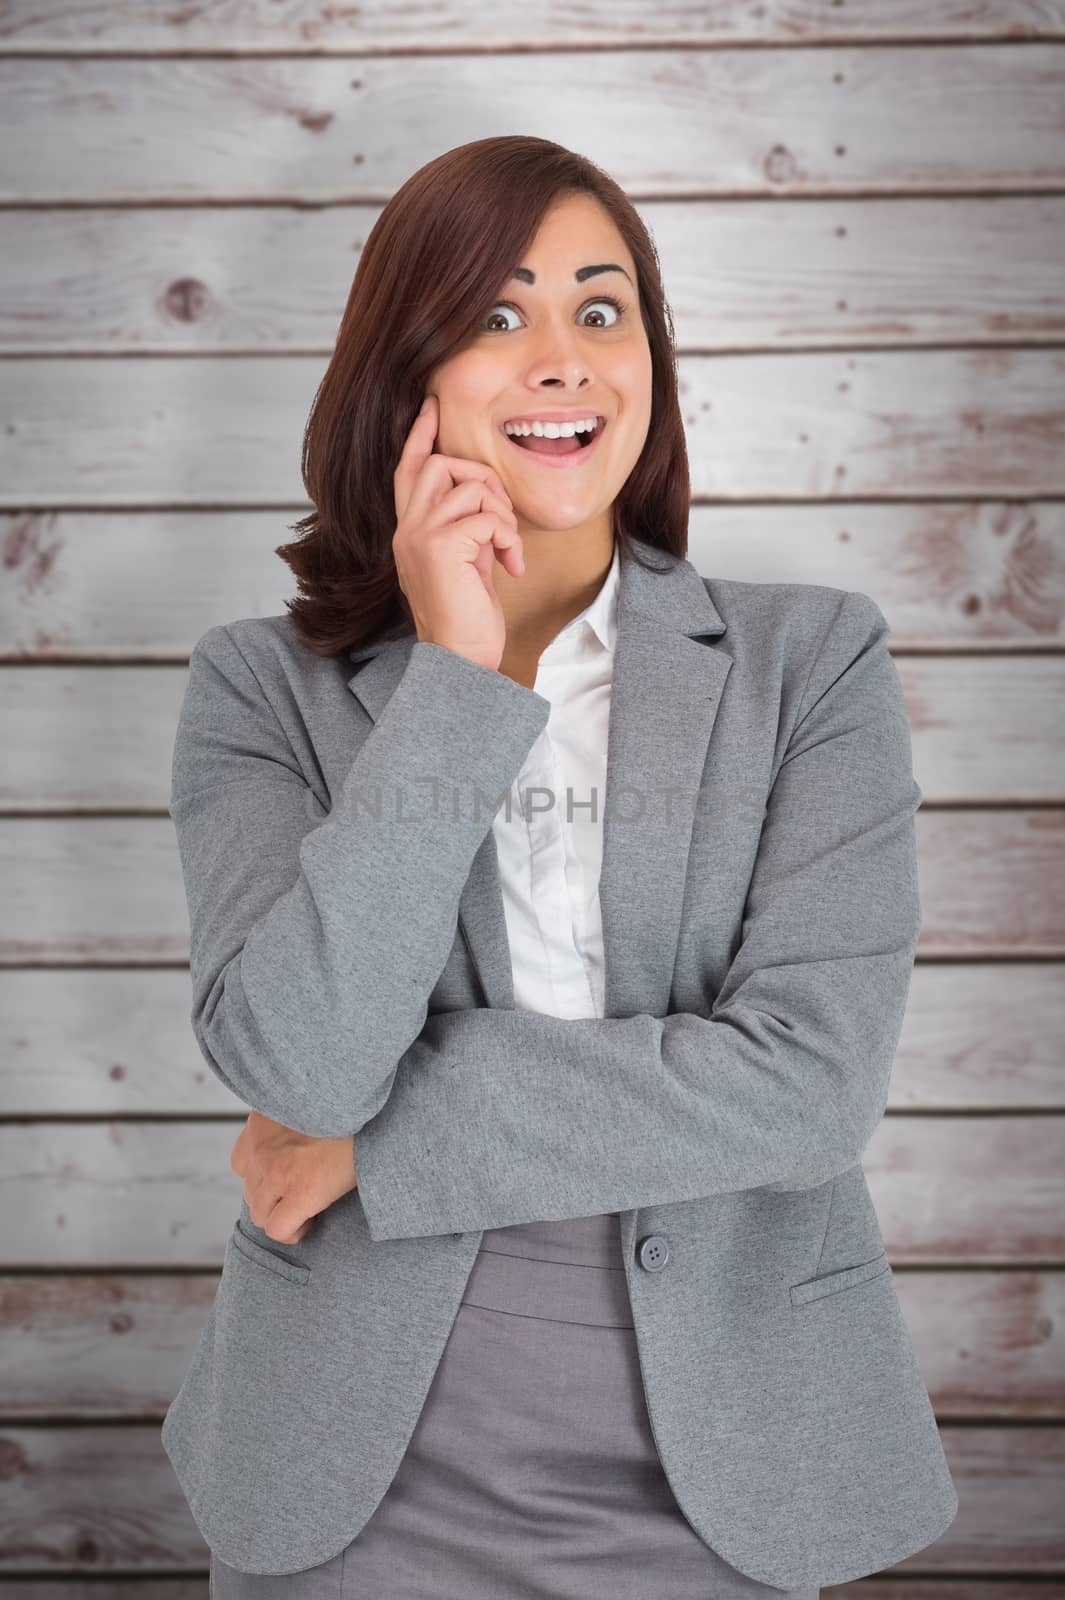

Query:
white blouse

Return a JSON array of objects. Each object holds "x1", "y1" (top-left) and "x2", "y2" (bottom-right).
[{"x1": 491, "y1": 536, "x2": 621, "y2": 1024}]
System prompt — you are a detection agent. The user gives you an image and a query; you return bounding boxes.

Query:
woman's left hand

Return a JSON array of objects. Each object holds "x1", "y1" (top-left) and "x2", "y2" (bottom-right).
[{"x1": 230, "y1": 1111, "x2": 358, "y2": 1245}]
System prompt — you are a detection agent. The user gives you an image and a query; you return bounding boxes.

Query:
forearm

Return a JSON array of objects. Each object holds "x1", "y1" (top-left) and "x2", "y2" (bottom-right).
[
  {"x1": 172, "y1": 629, "x2": 550, "y2": 1137},
  {"x1": 353, "y1": 943, "x2": 916, "y2": 1242}
]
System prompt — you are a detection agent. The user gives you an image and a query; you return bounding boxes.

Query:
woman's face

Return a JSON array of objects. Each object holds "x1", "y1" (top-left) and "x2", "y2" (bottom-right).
[{"x1": 424, "y1": 193, "x2": 653, "y2": 532}]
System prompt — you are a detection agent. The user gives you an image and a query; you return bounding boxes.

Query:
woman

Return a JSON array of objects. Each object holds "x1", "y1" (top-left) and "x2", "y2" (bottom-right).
[{"x1": 162, "y1": 137, "x2": 958, "y2": 1596}]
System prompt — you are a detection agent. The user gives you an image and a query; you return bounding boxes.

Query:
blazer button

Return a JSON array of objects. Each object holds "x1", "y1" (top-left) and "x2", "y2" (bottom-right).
[{"x1": 637, "y1": 1234, "x2": 670, "y2": 1272}]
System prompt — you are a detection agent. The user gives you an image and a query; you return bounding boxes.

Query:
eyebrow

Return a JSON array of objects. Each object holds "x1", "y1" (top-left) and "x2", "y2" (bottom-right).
[{"x1": 508, "y1": 263, "x2": 633, "y2": 287}]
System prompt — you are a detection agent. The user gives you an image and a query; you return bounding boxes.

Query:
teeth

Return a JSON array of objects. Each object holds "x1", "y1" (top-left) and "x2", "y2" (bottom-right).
[{"x1": 503, "y1": 416, "x2": 600, "y2": 439}]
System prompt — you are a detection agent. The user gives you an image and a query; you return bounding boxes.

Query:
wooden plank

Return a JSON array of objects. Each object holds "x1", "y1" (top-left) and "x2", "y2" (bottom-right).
[
  {"x1": 2, "y1": 963, "x2": 1062, "y2": 1118},
  {"x1": 0, "y1": 1587, "x2": 208, "y2": 1599},
  {"x1": 914, "y1": 809, "x2": 1065, "y2": 954},
  {"x1": 0, "y1": 1424, "x2": 1058, "y2": 1571},
  {"x1": 864, "y1": 1119, "x2": 1065, "y2": 1264},
  {"x1": 2, "y1": 48, "x2": 1064, "y2": 203},
  {"x1": 0, "y1": 969, "x2": 237, "y2": 1117},
  {"x1": 0, "y1": 1585, "x2": 1026, "y2": 1600},
  {"x1": 1, "y1": 656, "x2": 1062, "y2": 808},
  {"x1": 902, "y1": 1269, "x2": 1065, "y2": 1421},
  {"x1": 0, "y1": 1424, "x2": 204, "y2": 1572},
  {"x1": 0, "y1": 667, "x2": 189, "y2": 809},
  {"x1": 835, "y1": 1588, "x2": 1065, "y2": 1599},
  {"x1": 2, "y1": 818, "x2": 192, "y2": 964},
  {"x1": 3, "y1": 350, "x2": 1065, "y2": 505},
  {"x1": 0, "y1": 511, "x2": 295, "y2": 658},
  {"x1": 837, "y1": 1588, "x2": 1065, "y2": 1598},
  {"x1": 4, "y1": 197, "x2": 1065, "y2": 354},
  {"x1": 1, "y1": 1116, "x2": 1062, "y2": 1269},
  {"x1": 936, "y1": 1426, "x2": 1065, "y2": 1570},
  {"x1": 3, "y1": 506, "x2": 1063, "y2": 655},
  {"x1": 0, "y1": 1568, "x2": 1056, "y2": 1596},
  {"x1": 893, "y1": 963, "x2": 1065, "y2": 1111},
  {"x1": 0, "y1": 1272, "x2": 222, "y2": 1418},
  {"x1": 3, "y1": 1267, "x2": 1062, "y2": 1420},
  {"x1": 678, "y1": 348, "x2": 1065, "y2": 498},
  {"x1": 899, "y1": 657, "x2": 1065, "y2": 801},
  {"x1": 687, "y1": 505, "x2": 1065, "y2": 647},
  {"x1": 0, "y1": 1585, "x2": 208, "y2": 1599},
  {"x1": 0, "y1": 1577, "x2": 1061, "y2": 1599},
  {"x1": 2, "y1": 810, "x2": 1061, "y2": 963},
  {"x1": 3, "y1": 0, "x2": 1064, "y2": 52}
]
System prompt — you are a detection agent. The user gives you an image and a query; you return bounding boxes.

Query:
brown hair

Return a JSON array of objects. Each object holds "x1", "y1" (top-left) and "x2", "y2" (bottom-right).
[{"x1": 276, "y1": 135, "x2": 690, "y2": 658}]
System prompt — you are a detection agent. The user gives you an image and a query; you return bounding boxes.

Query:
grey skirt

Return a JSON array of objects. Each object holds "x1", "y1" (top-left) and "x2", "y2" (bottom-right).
[{"x1": 210, "y1": 1212, "x2": 819, "y2": 1599}]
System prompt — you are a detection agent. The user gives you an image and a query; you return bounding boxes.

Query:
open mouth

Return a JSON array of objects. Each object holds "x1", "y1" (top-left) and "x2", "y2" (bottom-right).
[{"x1": 500, "y1": 416, "x2": 607, "y2": 468}]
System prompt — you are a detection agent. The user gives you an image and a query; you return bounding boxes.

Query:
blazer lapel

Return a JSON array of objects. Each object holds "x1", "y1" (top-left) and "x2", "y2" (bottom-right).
[
  {"x1": 345, "y1": 537, "x2": 731, "y2": 1018},
  {"x1": 597, "y1": 542, "x2": 730, "y2": 1018}
]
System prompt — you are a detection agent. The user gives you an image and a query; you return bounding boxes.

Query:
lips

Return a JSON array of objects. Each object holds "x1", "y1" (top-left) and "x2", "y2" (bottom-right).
[{"x1": 500, "y1": 416, "x2": 607, "y2": 470}]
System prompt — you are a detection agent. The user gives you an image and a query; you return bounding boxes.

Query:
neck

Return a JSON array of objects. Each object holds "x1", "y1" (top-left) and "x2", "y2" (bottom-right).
[{"x1": 493, "y1": 521, "x2": 616, "y2": 657}]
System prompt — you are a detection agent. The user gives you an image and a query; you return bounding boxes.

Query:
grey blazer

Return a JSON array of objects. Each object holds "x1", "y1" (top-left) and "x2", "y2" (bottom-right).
[{"x1": 160, "y1": 535, "x2": 959, "y2": 1587}]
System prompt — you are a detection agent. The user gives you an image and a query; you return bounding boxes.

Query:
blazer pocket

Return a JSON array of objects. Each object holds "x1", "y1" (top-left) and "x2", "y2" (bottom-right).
[
  {"x1": 231, "y1": 1219, "x2": 311, "y2": 1286},
  {"x1": 789, "y1": 1249, "x2": 890, "y2": 1308}
]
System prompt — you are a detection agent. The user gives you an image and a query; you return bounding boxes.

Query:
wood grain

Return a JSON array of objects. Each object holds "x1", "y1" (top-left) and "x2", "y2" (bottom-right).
[
  {"x1": 2, "y1": 48, "x2": 1064, "y2": 204},
  {"x1": 0, "y1": 1118, "x2": 1062, "y2": 1270},
  {"x1": 2, "y1": 810, "x2": 1061, "y2": 963},
  {"x1": 3, "y1": 506, "x2": 1063, "y2": 656},
  {"x1": 3, "y1": 0, "x2": 1065, "y2": 52},
  {"x1": 3, "y1": 350, "x2": 1064, "y2": 504},
  {"x1": 2, "y1": 10, "x2": 1063, "y2": 1585},
  {"x1": 3, "y1": 197, "x2": 1064, "y2": 354},
  {"x1": 0, "y1": 656, "x2": 1063, "y2": 806},
  {"x1": 2, "y1": 963, "x2": 1062, "y2": 1117},
  {"x1": 1, "y1": 1266, "x2": 1061, "y2": 1419},
  {"x1": 0, "y1": 1423, "x2": 1059, "y2": 1572}
]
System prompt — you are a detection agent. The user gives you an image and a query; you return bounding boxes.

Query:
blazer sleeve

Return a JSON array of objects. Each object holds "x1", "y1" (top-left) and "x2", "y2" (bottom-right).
[
  {"x1": 169, "y1": 624, "x2": 551, "y2": 1137},
  {"x1": 352, "y1": 590, "x2": 925, "y2": 1241}
]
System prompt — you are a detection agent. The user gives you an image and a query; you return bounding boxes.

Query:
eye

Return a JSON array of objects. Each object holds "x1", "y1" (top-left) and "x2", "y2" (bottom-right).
[{"x1": 481, "y1": 296, "x2": 625, "y2": 333}]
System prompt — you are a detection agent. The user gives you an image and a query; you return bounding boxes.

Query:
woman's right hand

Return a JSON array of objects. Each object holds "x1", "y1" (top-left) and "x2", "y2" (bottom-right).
[{"x1": 392, "y1": 392, "x2": 525, "y2": 673}]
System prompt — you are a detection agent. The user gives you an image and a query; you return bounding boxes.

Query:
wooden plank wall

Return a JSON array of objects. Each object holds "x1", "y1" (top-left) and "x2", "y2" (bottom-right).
[{"x1": 2, "y1": 1, "x2": 1064, "y2": 1592}]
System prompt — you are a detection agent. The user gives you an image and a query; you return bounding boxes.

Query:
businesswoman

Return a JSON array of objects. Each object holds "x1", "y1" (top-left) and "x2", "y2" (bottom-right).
[{"x1": 162, "y1": 136, "x2": 958, "y2": 1597}]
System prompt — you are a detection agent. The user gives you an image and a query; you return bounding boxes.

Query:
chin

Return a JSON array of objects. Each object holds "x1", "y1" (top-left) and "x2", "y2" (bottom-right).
[{"x1": 517, "y1": 508, "x2": 603, "y2": 532}]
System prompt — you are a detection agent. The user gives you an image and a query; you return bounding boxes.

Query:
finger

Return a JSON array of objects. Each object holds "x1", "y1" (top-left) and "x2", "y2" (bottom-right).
[
  {"x1": 247, "y1": 1184, "x2": 291, "y2": 1239},
  {"x1": 264, "y1": 1195, "x2": 313, "y2": 1245},
  {"x1": 398, "y1": 421, "x2": 515, "y2": 534},
  {"x1": 428, "y1": 476, "x2": 516, "y2": 534},
  {"x1": 459, "y1": 511, "x2": 526, "y2": 579},
  {"x1": 230, "y1": 1122, "x2": 249, "y2": 1176},
  {"x1": 413, "y1": 452, "x2": 513, "y2": 522},
  {"x1": 393, "y1": 395, "x2": 439, "y2": 524},
  {"x1": 432, "y1": 454, "x2": 513, "y2": 512}
]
